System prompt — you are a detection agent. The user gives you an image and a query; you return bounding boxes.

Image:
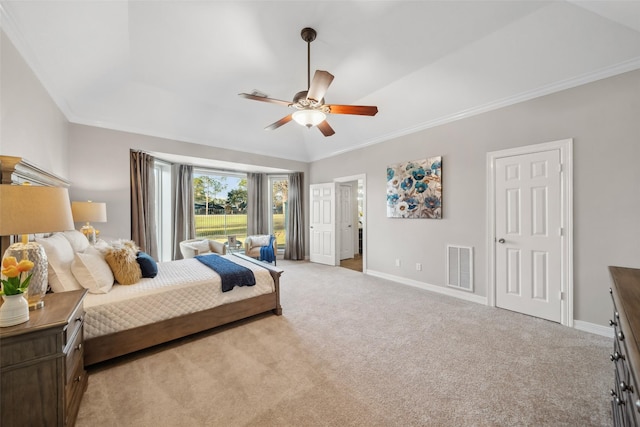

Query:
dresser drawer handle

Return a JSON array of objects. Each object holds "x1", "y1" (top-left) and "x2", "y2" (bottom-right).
[
  {"x1": 75, "y1": 316, "x2": 82, "y2": 322},
  {"x1": 611, "y1": 352, "x2": 623, "y2": 362},
  {"x1": 616, "y1": 396, "x2": 625, "y2": 406},
  {"x1": 75, "y1": 343, "x2": 82, "y2": 352},
  {"x1": 621, "y1": 381, "x2": 634, "y2": 393},
  {"x1": 610, "y1": 319, "x2": 618, "y2": 327},
  {"x1": 74, "y1": 375, "x2": 83, "y2": 383},
  {"x1": 611, "y1": 389, "x2": 617, "y2": 397},
  {"x1": 618, "y1": 331, "x2": 625, "y2": 341}
]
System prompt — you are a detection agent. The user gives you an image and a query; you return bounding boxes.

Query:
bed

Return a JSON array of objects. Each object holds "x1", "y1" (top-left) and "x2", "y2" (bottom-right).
[
  {"x1": 82, "y1": 253, "x2": 282, "y2": 366},
  {"x1": 34, "y1": 231, "x2": 282, "y2": 366}
]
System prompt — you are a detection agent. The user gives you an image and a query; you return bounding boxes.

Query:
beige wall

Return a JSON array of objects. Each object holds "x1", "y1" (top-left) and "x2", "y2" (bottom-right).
[
  {"x1": 0, "y1": 30, "x2": 69, "y2": 177},
  {"x1": 310, "y1": 69, "x2": 640, "y2": 327}
]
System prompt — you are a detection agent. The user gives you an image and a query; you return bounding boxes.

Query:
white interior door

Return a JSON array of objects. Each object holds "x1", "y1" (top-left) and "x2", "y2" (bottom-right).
[
  {"x1": 338, "y1": 184, "x2": 354, "y2": 260},
  {"x1": 495, "y1": 149, "x2": 562, "y2": 322},
  {"x1": 310, "y1": 183, "x2": 336, "y2": 266}
]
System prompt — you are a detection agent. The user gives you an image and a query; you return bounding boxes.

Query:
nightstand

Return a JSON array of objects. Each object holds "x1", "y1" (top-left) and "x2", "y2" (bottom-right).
[{"x1": 0, "y1": 289, "x2": 88, "y2": 426}]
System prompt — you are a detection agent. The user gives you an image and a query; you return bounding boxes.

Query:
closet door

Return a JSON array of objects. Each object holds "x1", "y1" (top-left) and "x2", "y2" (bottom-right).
[{"x1": 309, "y1": 183, "x2": 336, "y2": 266}]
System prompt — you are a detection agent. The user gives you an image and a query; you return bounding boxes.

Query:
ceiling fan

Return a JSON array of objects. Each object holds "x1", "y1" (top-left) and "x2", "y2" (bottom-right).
[{"x1": 239, "y1": 27, "x2": 378, "y2": 137}]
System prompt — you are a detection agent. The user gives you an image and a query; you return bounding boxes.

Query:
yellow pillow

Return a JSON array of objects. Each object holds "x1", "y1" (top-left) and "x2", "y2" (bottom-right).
[{"x1": 105, "y1": 240, "x2": 142, "y2": 285}]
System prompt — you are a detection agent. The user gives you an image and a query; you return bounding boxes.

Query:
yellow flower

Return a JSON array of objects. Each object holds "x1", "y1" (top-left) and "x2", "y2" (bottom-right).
[
  {"x1": 2, "y1": 265, "x2": 20, "y2": 278},
  {"x1": 2, "y1": 256, "x2": 17, "y2": 269},
  {"x1": 1, "y1": 256, "x2": 33, "y2": 295},
  {"x1": 16, "y1": 259, "x2": 34, "y2": 273}
]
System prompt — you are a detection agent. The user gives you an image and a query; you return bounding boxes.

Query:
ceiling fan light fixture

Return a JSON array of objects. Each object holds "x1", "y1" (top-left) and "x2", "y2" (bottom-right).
[
  {"x1": 239, "y1": 26, "x2": 377, "y2": 136},
  {"x1": 292, "y1": 109, "x2": 326, "y2": 128}
]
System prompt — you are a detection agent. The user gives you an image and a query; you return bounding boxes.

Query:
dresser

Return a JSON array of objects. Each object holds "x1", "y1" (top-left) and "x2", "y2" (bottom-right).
[
  {"x1": 0, "y1": 289, "x2": 88, "y2": 426},
  {"x1": 609, "y1": 266, "x2": 640, "y2": 427}
]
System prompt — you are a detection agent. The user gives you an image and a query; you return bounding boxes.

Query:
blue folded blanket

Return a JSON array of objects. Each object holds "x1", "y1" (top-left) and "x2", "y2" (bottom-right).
[
  {"x1": 260, "y1": 235, "x2": 276, "y2": 263},
  {"x1": 195, "y1": 254, "x2": 256, "y2": 292}
]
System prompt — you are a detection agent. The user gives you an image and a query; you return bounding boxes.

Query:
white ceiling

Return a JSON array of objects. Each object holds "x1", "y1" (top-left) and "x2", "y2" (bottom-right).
[{"x1": 2, "y1": 1, "x2": 640, "y2": 163}]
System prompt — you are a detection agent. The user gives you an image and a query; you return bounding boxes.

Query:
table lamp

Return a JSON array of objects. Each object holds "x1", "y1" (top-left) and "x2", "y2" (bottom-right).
[
  {"x1": 0, "y1": 184, "x2": 74, "y2": 310},
  {"x1": 71, "y1": 201, "x2": 107, "y2": 244}
]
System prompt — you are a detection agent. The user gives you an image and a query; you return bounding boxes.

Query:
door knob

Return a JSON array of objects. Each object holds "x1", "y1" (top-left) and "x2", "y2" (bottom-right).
[{"x1": 498, "y1": 238, "x2": 506, "y2": 244}]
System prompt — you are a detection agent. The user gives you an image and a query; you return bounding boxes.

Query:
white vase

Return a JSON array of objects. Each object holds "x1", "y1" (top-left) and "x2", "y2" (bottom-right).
[{"x1": 0, "y1": 294, "x2": 30, "y2": 327}]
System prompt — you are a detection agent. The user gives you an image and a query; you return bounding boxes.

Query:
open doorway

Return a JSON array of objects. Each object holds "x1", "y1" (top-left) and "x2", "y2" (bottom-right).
[{"x1": 336, "y1": 175, "x2": 365, "y2": 272}]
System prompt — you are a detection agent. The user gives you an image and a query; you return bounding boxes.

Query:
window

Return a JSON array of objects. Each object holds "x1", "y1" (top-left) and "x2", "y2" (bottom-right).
[
  {"x1": 153, "y1": 160, "x2": 172, "y2": 262},
  {"x1": 153, "y1": 163, "x2": 286, "y2": 260},
  {"x1": 269, "y1": 175, "x2": 288, "y2": 250},
  {"x1": 193, "y1": 170, "x2": 247, "y2": 244}
]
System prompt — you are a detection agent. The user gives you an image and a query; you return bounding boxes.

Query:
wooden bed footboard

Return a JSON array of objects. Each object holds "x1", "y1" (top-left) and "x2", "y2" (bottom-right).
[{"x1": 84, "y1": 255, "x2": 282, "y2": 366}]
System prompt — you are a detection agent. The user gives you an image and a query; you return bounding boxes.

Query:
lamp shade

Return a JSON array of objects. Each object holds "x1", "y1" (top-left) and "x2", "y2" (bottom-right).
[
  {"x1": 71, "y1": 201, "x2": 107, "y2": 223},
  {"x1": 0, "y1": 185, "x2": 74, "y2": 235},
  {"x1": 292, "y1": 109, "x2": 326, "y2": 128}
]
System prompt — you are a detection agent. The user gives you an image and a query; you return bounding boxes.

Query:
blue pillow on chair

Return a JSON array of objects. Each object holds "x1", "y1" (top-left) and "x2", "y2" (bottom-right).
[{"x1": 136, "y1": 251, "x2": 158, "y2": 278}]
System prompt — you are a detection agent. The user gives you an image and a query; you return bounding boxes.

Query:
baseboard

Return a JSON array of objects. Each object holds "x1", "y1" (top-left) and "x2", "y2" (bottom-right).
[
  {"x1": 574, "y1": 320, "x2": 613, "y2": 338},
  {"x1": 366, "y1": 269, "x2": 487, "y2": 305},
  {"x1": 366, "y1": 270, "x2": 615, "y2": 337}
]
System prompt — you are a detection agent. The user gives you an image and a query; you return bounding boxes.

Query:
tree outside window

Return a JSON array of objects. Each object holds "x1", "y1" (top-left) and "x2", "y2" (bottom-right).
[
  {"x1": 193, "y1": 175, "x2": 227, "y2": 215},
  {"x1": 193, "y1": 172, "x2": 247, "y2": 243}
]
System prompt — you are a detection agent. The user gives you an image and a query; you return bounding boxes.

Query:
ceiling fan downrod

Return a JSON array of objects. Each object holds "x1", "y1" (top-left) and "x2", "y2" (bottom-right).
[{"x1": 300, "y1": 27, "x2": 317, "y2": 90}]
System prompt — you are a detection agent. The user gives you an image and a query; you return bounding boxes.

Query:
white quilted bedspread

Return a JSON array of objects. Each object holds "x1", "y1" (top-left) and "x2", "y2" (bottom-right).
[{"x1": 83, "y1": 255, "x2": 275, "y2": 339}]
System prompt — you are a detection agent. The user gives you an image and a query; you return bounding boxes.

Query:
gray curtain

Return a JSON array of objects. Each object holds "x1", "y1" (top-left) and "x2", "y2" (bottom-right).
[
  {"x1": 173, "y1": 164, "x2": 195, "y2": 260},
  {"x1": 247, "y1": 173, "x2": 267, "y2": 235},
  {"x1": 285, "y1": 172, "x2": 305, "y2": 260},
  {"x1": 130, "y1": 150, "x2": 158, "y2": 258}
]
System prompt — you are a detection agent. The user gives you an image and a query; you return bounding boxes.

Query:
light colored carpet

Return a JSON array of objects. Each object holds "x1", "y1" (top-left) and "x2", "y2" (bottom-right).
[{"x1": 76, "y1": 260, "x2": 612, "y2": 426}]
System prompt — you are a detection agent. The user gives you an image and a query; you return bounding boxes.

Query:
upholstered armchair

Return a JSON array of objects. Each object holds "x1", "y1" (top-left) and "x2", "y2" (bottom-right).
[
  {"x1": 179, "y1": 238, "x2": 227, "y2": 259},
  {"x1": 244, "y1": 235, "x2": 277, "y2": 265}
]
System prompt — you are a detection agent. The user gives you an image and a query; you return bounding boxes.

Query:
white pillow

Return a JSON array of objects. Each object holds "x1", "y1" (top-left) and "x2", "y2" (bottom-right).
[
  {"x1": 93, "y1": 239, "x2": 111, "y2": 253},
  {"x1": 251, "y1": 235, "x2": 271, "y2": 247},
  {"x1": 62, "y1": 230, "x2": 90, "y2": 253},
  {"x1": 82, "y1": 243, "x2": 106, "y2": 262},
  {"x1": 35, "y1": 233, "x2": 82, "y2": 292},
  {"x1": 191, "y1": 240, "x2": 211, "y2": 255},
  {"x1": 71, "y1": 252, "x2": 114, "y2": 294}
]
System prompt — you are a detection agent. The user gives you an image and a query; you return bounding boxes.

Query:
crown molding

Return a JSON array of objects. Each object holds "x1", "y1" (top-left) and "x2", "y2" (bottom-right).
[{"x1": 311, "y1": 58, "x2": 640, "y2": 162}]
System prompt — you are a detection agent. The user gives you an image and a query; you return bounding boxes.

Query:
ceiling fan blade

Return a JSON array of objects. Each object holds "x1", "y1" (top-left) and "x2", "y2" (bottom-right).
[
  {"x1": 307, "y1": 70, "x2": 334, "y2": 103},
  {"x1": 239, "y1": 93, "x2": 292, "y2": 107},
  {"x1": 265, "y1": 114, "x2": 293, "y2": 130},
  {"x1": 317, "y1": 120, "x2": 335, "y2": 137},
  {"x1": 327, "y1": 104, "x2": 378, "y2": 116}
]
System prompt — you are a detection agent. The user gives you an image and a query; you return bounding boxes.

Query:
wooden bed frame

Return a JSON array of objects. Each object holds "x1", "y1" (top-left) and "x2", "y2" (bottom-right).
[{"x1": 83, "y1": 254, "x2": 283, "y2": 366}]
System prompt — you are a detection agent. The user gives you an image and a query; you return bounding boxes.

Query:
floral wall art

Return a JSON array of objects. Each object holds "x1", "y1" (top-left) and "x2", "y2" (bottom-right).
[{"x1": 386, "y1": 156, "x2": 442, "y2": 218}]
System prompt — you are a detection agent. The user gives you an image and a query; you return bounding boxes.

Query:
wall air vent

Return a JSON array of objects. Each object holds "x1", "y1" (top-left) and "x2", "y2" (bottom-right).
[{"x1": 447, "y1": 245, "x2": 473, "y2": 292}]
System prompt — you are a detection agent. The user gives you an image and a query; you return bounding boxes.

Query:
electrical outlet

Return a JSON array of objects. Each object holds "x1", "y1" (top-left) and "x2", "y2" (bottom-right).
[
  {"x1": 416, "y1": 263, "x2": 422, "y2": 271},
  {"x1": 395, "y1": 259, "x2": 401, "y2": 267}
]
